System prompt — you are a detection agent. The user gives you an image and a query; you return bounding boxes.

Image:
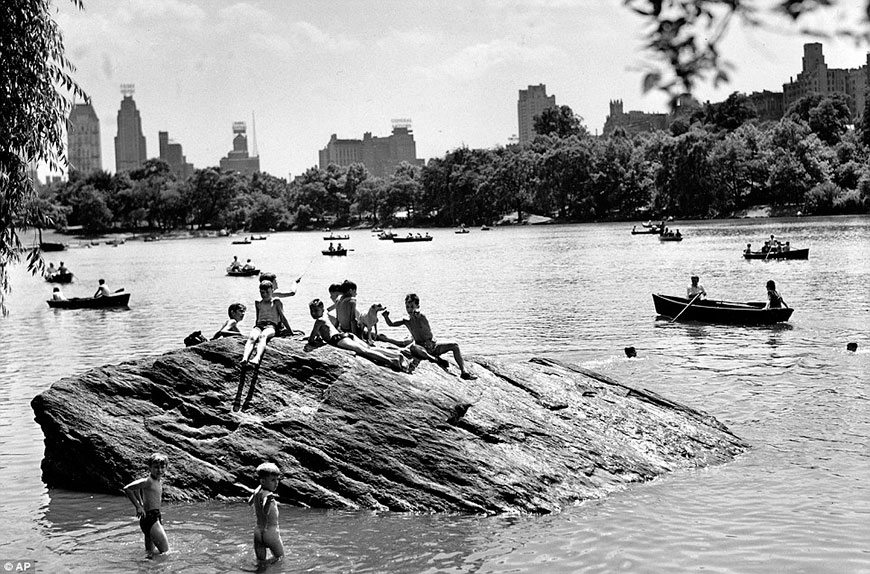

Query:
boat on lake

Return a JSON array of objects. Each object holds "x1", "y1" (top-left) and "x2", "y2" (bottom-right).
[
  {"x1": 47, "y1": 292, "x2": 131, "y2": 309},
  {"x1": 652, "y1": 293, "x2": 793, "y2": 324},
  {"x1": 631, "y1": 226, "x2": 660, "y2": 235},
  {"x1": 226, "y1": 267, "x2": 260, "y2": 276},
  {"x1": 393, "y1": 235, "x2": 433, "y2": 243},
  {"x1": 231, "y1": 239, "x2": 251, "y2": 245},
  {"x1": 323, "y1": 234, "x2": 350, "y2": 241},
  {"x1": 455, "y1": 228, "x2": 470, "y2": 234},
  {"x1": 659, "y1": 234, "x2": 683, "y2": 242},
  {"x1": 45, "y1": 272, "x2": 74, "y2": 284},
  {"x1": 250, "y1": 235, "x2": 268, "y2": 241},
  {"x1": 378, "y1": 231, "x2": 396, "y2": 240},
  {"x1": 39, "y1": 242, "x2": 66, "y2": 252},
  {"x1": 322, "y1": 249, "x2": 348, "y2": 256},
  {"x1": 743, "y1": 248, "x2": 809, "y2": 260},
  {"x1": 480, "y1": 225, "x2": 491, "y2": 231}
]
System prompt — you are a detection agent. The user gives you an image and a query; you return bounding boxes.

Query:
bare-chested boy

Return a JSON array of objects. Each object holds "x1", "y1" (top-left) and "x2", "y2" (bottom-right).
[
  {"x1": 123, "y1": 453, "x2": 170, "y2": 556},
  {"x1": 382, "y1": 293, "x2": 477, "y2": 380},
  {"x1": 247, "y1": 462, "x2": 285, "y2": 565}
]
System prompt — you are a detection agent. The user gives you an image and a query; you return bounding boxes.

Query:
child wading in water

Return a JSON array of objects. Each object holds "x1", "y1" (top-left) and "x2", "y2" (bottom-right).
[
  {"x1": 305, "y1": 298, "x2": 412, "y2": 372},
  {"x1": 247, "y1": 462, "x2": 285, "y2": 566},
  {"x1": 234, "y1": 280, "x2": 293, "y2": 412},
  {"x1": 383, "y1": 293, "x2": 477, "y2": 379},
  {"x1": 123, "y1": 453, "x2": 170, "y2": 556}
]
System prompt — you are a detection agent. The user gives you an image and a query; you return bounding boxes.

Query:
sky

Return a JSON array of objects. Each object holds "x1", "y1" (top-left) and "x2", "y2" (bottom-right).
[{"x1": 51, "y1": 0, "x2": 869, "y2": 180}]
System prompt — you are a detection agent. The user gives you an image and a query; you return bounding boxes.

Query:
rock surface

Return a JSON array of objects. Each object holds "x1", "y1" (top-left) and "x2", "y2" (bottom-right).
[{"x1": 31, "y1": 338, "x2": 748, "y2": 513}]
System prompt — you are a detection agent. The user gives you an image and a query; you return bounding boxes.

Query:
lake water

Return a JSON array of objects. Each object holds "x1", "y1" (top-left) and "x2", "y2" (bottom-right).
[{"x1": 1, "y1": 217, "x2": 868, "y2": 573}]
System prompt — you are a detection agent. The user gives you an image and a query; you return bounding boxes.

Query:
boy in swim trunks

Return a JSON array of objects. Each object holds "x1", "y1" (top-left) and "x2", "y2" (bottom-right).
[
  {"x1": 123, "y1": 452, "x2": 170, "y2": 556},
  {"x1": 247, "y1": 462, "x2": 285, "y2": 565},
  {"x1": 382, "y1": 293, "x2": 477, "y2": 380},
  {"x1": 234, "y1": 281, "x2": 293, "y2": 412},
  {"x1": 305, "y1": 299, "x2": 412, "y2": 372}
]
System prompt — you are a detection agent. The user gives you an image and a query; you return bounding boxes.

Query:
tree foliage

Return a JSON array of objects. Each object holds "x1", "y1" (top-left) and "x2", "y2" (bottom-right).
[{"x1": 1, "y1": 0, "x2": 85, "y2": 315}]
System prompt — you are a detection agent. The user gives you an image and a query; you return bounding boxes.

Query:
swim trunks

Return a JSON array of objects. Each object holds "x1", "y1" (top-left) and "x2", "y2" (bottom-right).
[
  {"x1": 140, "y1": 509, "x2": 162, "y2": 535},
  {"x1": 329, "y1": 333, "x2": 350, "y2": 345},
  {"x1": 419, "y1": 339, "x2": 438, "y2": 353}
]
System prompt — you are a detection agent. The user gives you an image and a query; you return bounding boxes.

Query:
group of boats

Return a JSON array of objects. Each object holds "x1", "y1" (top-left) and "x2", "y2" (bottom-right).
[
  {"x1": 632, "y1": 221, "x2": 683, "y2": 241},
  {"x1": 650, "y1": 230, "x2": 808, "y2": 325}
]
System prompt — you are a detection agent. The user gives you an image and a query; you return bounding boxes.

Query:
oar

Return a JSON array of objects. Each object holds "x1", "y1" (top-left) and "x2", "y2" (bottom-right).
[{"x1": 671, "y1": 293, "x2": 701, "y2": 323}]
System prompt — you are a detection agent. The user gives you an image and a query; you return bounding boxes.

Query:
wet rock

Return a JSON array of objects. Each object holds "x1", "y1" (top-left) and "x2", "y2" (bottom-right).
[{"x1": 31, "y1": 338, "x2": 748, "y2": 513}]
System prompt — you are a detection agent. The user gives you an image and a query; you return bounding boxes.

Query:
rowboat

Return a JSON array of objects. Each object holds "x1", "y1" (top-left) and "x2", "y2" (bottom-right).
[
  {"x1": 392, "y1": 236, "x2": 433, "y2": 243},
  {"x1": 47, "y1": 292, "x2": 131, "y2": 309},
  {"x1": 455, "y1": 228, "x2": 470, "y2": 234},
  {"x1": 323, "y1": 235, "x2": 350, "y2": 240},
  {"x1": 480, "y1": 225, "x2": 491, "y2": 231},
  {"x1": 659, "y1": 234, "x2": 683, "y2": 242},
  {"x1": 40, "y1": 242, "x2": 66, "y2": 252},
  {"x1": 250, "y1": 235, "x2": 268, "y2": 241},
  {"x1": 45, "y1": 272, "x2": 74, "y2": 284},
  {"x1": 322, "y1": 249, "x2": 347, "y2": 256},
  {"x1": 652, "y1": 293, "x2": 793, "y2": 324},
  {"x1": 378, "y1": 232, "x2": 396, "y2": 240},
  {"x1": 743, "y1": 248, "x2": 809, "y2": 260},
  {"x1": 231, "y1": 239, "x2": 251, "y2": 245},
  {"x1": 227, "y1": 267, "x2": 260, "y2": 276},
  {"x1": 631, "y1": 227, "x2": 660, "y2": 235}
]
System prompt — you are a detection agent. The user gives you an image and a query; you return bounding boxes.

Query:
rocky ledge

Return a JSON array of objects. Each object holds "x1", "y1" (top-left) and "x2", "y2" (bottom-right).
[{"x1": 31, "y1": 338, "x2": 748, "y2": 513}]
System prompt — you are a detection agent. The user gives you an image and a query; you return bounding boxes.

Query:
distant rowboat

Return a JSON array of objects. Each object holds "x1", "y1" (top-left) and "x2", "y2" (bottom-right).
[
  {"x1": 47, "y1": 292, "x2": 131, "y2": 309},
  {"x1": 743, "y1": 248, "x2": 809, "y2": 260},
  {"x1": 652, "y1": 293, "x2": 793, "y2": 325}
]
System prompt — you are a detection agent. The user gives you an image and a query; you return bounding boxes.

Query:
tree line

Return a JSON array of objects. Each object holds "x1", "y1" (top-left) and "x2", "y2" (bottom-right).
[{"x1": 34, "y1": 92, "x2": 870, "y2": 235}]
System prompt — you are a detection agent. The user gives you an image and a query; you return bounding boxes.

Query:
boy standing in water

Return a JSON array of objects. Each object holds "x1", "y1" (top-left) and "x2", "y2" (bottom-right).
[
  {"x1": 123, "y1": 453, "x2": 170, "y2": 556},
  {"x1": 247, "y1": 462, "x2": 285, "y2": 565},
  {"x1": 382, "y1": 293, "x2": 477, "y2": 380}
]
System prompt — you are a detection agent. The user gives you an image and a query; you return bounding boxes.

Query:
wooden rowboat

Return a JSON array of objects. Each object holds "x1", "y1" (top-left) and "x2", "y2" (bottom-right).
[
  {"x1": 652, "y1": 293, "x2": 793, "y2": 324},
  {"x1": 227, "y1": 267, "x2": 260, "y2": 276},
  {"x1": 47, "y1": 292, "x2": 131, "y2": 309},
  {"x1": 658, "y1": 234, "x2": 683, "y2": 242},
  {"x1": 322, "y1": 249, "x2": 347, "y2": 256},
  {"x1": 45, "y1": 272, "x2": 74, "y2": 284},
  {"x1": 631, "y1": 227, "x2": 660, "y2": 235},
  {"x1": 392, "y1": 236, "x2": 433, "y2": 243},
  {"x1": 743, "y1": 248, "x2": 809, "y2": 260},
  {"x1": 323, "y1": 235, "x2": 350, "y2": 240},
  {"x1": 40, "y1": 242, "x2": 66, "y2": 252}
]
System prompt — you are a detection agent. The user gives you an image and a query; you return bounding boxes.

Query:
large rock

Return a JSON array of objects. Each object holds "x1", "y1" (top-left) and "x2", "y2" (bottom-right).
[{"x1": 31, "y1": 338, "x2": 747, "y2": 513}]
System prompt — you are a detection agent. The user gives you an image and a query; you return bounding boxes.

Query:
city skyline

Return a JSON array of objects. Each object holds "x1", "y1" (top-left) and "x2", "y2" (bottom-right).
[{"x1": 52, "y1": 0, "x2": 868, "y2": 179}]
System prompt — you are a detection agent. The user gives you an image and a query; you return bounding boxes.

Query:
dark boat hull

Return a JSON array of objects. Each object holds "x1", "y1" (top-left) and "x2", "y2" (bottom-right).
[
  {"x1": 47, "y1": 292, "x2": 131, "y2": 309},
  {"x1": 631, "y1": 228, "x2": 659, "y2": 235},
  {"x1": 652, "y1": 293, "x2": 793, "y2": 324},
  {"x1": 392, "y1": 236, "x2": 433, "y2": 243},
  {"x1": 45, "y1": 272, "x2": 73, "y2": 284},
  {"x1": 658, "y1": 235, "x2": 683, "y2": 241},
  {"x1": 227, "y1": 268, "x2": 260, "y2": 276},
  {"x1": 322, "y1": 250, "x2": 347, "y2": 256},
  {"x1": 323, "y1": 236, "x2": 350, "y2": 241},
  {"x1": 743, "y1": 248, "x2": 809, "y2": 260},
  {"x1": 40, "y1": 242, "x2": 66, "y2": 252}
]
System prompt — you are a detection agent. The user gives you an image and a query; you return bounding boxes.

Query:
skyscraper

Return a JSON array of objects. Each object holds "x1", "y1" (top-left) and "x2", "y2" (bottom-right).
[
  {"x1": 219, "y1": 122, "x2": 260, "y2": 175},
  {"x1": 783, "y1": 43, "x2": 868, "y2": 119},
  {"x1": 318, "y1": 121, "x2": 423, "y2": 177},
  {"x1": 518, "y1": 84, "x2": 556, "y2": 145},
  {"x1": 158, "y1": 131, "x2": 194, "y2": 180},
  {"x1": 114, "y1": 84, "x2": 147, "y2": 173},
  {"x1": 68, "y1": 103, "x2": 101, "y2": 174}
]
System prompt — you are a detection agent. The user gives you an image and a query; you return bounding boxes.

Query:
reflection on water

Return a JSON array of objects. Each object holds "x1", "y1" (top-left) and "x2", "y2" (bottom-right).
[{"x1": 1, "y1": 217, "x2": 869, "y2": 572}]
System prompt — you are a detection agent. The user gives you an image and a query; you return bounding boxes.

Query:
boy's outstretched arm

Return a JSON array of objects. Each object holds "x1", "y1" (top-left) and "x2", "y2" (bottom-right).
[
  {"x1": 381, "y1": 309, "x2": 407, "y2": 328},
  {"x1": 304, "y1": 320, "x2": 325, "y2": 351}
]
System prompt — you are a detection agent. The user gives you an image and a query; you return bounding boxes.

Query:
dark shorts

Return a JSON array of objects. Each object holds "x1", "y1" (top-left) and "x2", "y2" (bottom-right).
[
  {"x1": 140, "y1": 509, "x2": 162, "y2": 535},
  {"x1": 329, "y1": 333, "x2": 351, "y2": 345},
  {"x1": 255, "y1": 321, "x2": 279, "y2": 331}
]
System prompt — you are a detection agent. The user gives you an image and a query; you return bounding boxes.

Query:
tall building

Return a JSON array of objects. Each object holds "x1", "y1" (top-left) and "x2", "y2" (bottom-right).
[
  {"x1": 219, "y1": 122, "x2": 260, "y2": 175},
  {"x1": 68, "y1": 103, "x2": 101, "y2": 174},
  {"x1": 783, "y1": 43, "x2": 868, "y2": 119},
  {"x1": 602, "y1": 99, "x2": 668, "y2": 136},
  {"x1": 114, "y1": 85, "x2": 147, "y2": 173},
  {"x1": 319, "y1": 121, "x2": 423, "y2": 177},
  {"x1": 517, "y1": 84, "x2": 556, "y2": 145},
  {"x1": 158, "y1": 131, "x2": 194, "y2": 180}
]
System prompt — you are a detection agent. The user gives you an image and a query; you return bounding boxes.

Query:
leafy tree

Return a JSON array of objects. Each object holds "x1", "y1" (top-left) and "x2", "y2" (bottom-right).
[
  {"x1": 1, "y1": 0, "x2": 85, "y2": 314},
  {"x1": 786, "y1": 93, "x2": 852, "y2": 145},
  {"x1": 533, "y1": 105, "x2": 587, "y2": 139},
  {"x1": 185, "y1": 167, "x2": 240, "y2": 228},
  {"x1": 700, "y1": 92, "x2": 758, "y2": 131}
]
